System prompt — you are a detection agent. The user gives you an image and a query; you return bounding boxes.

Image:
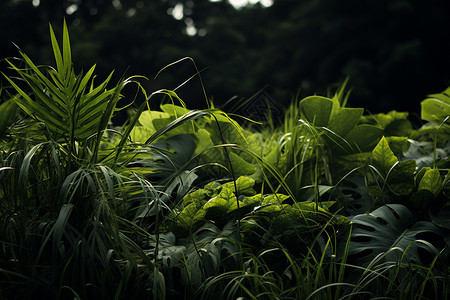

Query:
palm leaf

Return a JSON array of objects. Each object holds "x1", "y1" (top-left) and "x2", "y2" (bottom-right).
[{"x1": 3, "y1": 20, "x2": 129, "y2": 166}]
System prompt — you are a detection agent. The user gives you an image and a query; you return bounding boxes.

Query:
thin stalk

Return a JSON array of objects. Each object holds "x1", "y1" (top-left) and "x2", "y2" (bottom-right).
[{"x1": 210, "y1": 113, "x2": 243, "y2": 268}]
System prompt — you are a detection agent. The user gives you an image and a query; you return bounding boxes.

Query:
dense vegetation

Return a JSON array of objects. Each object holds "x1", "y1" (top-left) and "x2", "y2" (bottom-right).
[
  {"x1": 1, "y1": 0, "x2": 449, "y2": 114},
  {"x1": 1, "y1": 22, "x2": 450, "y2": 299}
]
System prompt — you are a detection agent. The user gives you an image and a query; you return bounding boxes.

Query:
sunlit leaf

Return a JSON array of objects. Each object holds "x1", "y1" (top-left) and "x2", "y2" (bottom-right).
[
  {"x1": 372, "y1": 136, "x2": 398, "y2": 175},
  {"x1": 421, "y1": 87, "x2": 450, "y2": 125},
  {"x1": 328, "y1": 107, "x2": 363, "y2": 137},
  {"x1": 299, "y1": 96, "x2": 334, "y2": 126},
  {"x1": 418, "y1": 168, "x2": 443, "y2": 196},
  {"x1": 222, "y1": 176, "x2": 256, "y2": 196}
]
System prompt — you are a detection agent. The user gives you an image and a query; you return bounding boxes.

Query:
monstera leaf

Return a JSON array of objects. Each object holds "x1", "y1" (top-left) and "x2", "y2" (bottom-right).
[
  {"x1": 345, "y1": 204, "x2": 447, "y2": 267},
  {"x1": 154, "y1": 222, "x2": 239, "y2": 289}
]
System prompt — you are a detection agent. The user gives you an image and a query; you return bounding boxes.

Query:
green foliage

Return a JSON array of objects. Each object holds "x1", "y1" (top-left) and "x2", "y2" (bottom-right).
[
  {"x1": 1, "y1": 20, "x2": 450, "y2": 300},
  {"x1": 0, "y1": 97, "x2": 17, "y2": 137},
  {"x1": 150, "y1": 221, "x2": 240, "y2": 294},
  {"x1": 166, "y1": 176, "x2": 284, "y2": 235},
  {"x1": 343, "y1": 204, "x2": 448, "y2": 268},
  {"x1": 298, "y1": 86, "x2": 383, "y2": 153},
  {"x1": 367, "y1": 136, "x2": 416, "y2": 202},
  {"x1": 360, "y1": 110, "x2": 413, "y2": 137},
  {"x1": 421, "y1": 87, "x2": 450, "y2": 127},
  {"x1": 164, "y1": 175, "x2": 345, "y2": 264},
  {"x1": 364, "y1": 135, "x2": 450, "y2": 214},
  {"x1": 130, "y1": 103, "x2": 277, "y2": 179},
  {"x1": 417, "y1": 168, "x2": 443, "y2": 196},
  {"x1": 2, "y1": 20, "x2": 134, "y2": 171},
  {"x1": 402, "y1": 140, "x2": 449, "y2": 169},
  {"x1": 0, "y1": 21, "x2": 158, "y2": 298}
]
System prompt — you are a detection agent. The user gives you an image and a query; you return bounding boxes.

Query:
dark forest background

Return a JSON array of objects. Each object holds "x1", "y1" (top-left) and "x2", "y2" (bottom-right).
[{"x1": 1, "y1": 0, "x2": 449, "y2": 120}]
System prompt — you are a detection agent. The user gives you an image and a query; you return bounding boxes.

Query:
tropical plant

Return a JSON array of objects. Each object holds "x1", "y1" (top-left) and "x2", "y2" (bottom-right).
[
  {"x1": 0, "y1": 20, "x2": 160, "y2": 299},
  {"x1": 1, "y1": 19, "x2": 450, "y2": 300}
]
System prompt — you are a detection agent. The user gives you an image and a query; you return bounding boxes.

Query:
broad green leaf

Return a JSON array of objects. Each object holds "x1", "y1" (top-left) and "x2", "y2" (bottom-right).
[
  {"x1": 145, "y1": 135, "x2": 197, "y2": 190},
  {"x1": 387, "y1": 160, "x2": 416, "y2": 196},
  {"x1": 421, "y1": 87, "x2": 450, "y2": 125},
  {"x1": 255, "y1": 203, "x2": 283, "y2": 214},
  {"x1": 261, "y1": 194, "x2": 290, "y2": 205},
  {"x1": 385, "y1": 119, "x2": 413, "y2": 136},
  {"x1": 414, "y1": 167, "x2": 430, "y2": 186},
  {"x1": 299, "y1": 185, "x2": 334, "y2": 202},
  {"x1": 145, "y1": 109, "x2": 209, "y2": 144},
  {"x1": 228, "y1": 195, "x2": 260, "y2": 213},
  {"x1": 361, "y1": 110, "x2": 410, "y2": 130},
  {"x1": 207, "y1": 121, "x2": 246, "y2": 145},
  {"x1": 0, "y1": 98, "x2": 17, "y2": 136},
  {"x1": 151, "y1": 115, "x2": 195, "y2": 137},
  {"x1": 194, "y1": 128, "x2": 213, "y2": 154},
  {"x1": 203, "y1": 148, "x2": 256, "y2": 177},
  {"x1": 204, "y1": 187, "x2": 236, "y2": 219},
  {"x1": 328, "y1": 107, "x2": 363, "y2": 137},
  {"x1": 345, "y1": 204, "x2": 446, "y2": 267},
  {"x1": 161, "y1": 103, "x2": 191, "y2": 118},
  {"x1": 385, "y1": 136, "x2": 409, "y2": 156},
  {"x1": 241, "y1": 194, "x2": 263, "y2": 206},
  {"x1": 299, "y1": 96, "x2": 334, "y2": 126},
  {"x1": 222, "y1": 176, "x2": 256, "y2": 196},
  {"x1": 203, "y1": 187, "x2": 236, "y2": 210},
  {"x1": 228, "y1": 151, "x2": 257, "y2": 176},
  {"x1": 130, "y1": 110, "x2": 174, "y2": 143},
  {"x1": 176, "y1": 202, "x2": 205, "y2": 232},
  {"x1": 138, "y1": 110, "x2": 170, "y2": 129},
  {"x1": 418, "y1": 168, "x2": 443, "y2": 196},
  {"x1": 403, "y1": 140, "x2": 448, "y2": 170},
  {"x1": 203, "y1": 181, "x2": 222, "y2": 196},
  {"x1": 421, "y1": 98, "x2": 450, "y2": 124},
  {"x1": 182, "y1": 188, "x2": 208, "y2": 207},
  {"x1": 129, "y1": 126, "x2": 155, "y2": 143},
  {"x1": 372, "y1": 136, "x2": 398, "y2": 175},
  {"x1": 367, "y1": 140, "x2": 416, "y2": 199},
  {"x1": 345, "y1": 124, "x2": 383, "y2": 152}
]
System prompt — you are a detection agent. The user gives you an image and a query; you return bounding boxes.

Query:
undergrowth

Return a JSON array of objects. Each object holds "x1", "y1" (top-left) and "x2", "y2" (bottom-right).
[{"x1": 0, "y1": 21, "x2": 449, "y2": 300}]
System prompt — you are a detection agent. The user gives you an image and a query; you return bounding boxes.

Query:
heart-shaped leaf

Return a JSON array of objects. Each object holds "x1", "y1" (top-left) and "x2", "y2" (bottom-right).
[
  {"x1": 299, "y1": 96, "x2": 334, "y2": 126},
  {"x1": 372, "y1": 136, "x2": 398, "y2": 176},
  {"x1": 418, "y1": 168, "x2": 443, "y2": 196},
  {"x1": 345, "y1": 124, "x2": 383, "y2": 152}
]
